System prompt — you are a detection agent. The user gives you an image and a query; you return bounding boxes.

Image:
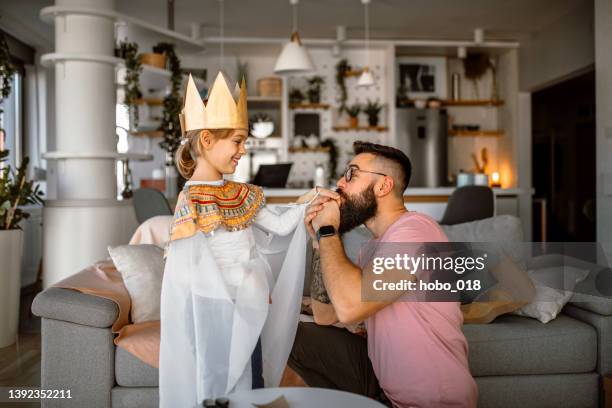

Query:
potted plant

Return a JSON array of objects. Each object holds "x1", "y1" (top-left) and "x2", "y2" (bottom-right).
[
  {"x1": 118, "y1": 41, "x2": 142, "y2": 129},
  {"x1": 364, "y1": 99, "x2": 383, "y2": 127},
  {"x1": 140, "y1": 43, "x2": 167, "y2": 70},
  {"x1": 307, "y1": 76, "x2": 325, "y2": 104},
  {"x1": 0, "y1": 146, "x2": 44, "y2": 348},
  {"x1": 289, "y1": 88, "x2": 305, "y2": 105},
  {"x1": 346, "y1": 103, "x2": 361, "y2": 128}
]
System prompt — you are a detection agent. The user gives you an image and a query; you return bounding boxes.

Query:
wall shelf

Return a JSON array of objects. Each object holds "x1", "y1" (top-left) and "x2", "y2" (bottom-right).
[
  {"x1": 42, "y1": 151, "x2": 154, "y2": 161},
  {"x1": 289, "y1": 103, "x2": 330, "y2": 110},
  {"x1": 288, "y1": 146, "x2": 331, "y2": 153},
  {"x1": 448, "y1": 130, "x2": 504, "y2": 137},
  {"x1": 130, "y1": 130, "x2": 164, "y2": 138},
  {"x1": 443, "y1": 99, "x2": 505, "y2": 107},
  {"x1": 248, "y1": 96, "x2": 282, "y2": 103},
  {"x1": 332, "y1": 125, "x2": 389, "y2": 132},
  {"x1": 40, "y1": 5, "x2": 205, "y2": 52},
  {"x1": 135, "y1": 98, "x2": 163, "y2": 106}
]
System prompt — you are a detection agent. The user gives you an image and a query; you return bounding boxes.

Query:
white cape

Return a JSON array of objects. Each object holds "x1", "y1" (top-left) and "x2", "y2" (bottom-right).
[{"x1": 159, "y1": 206, "x2": 307, "y2": 407}]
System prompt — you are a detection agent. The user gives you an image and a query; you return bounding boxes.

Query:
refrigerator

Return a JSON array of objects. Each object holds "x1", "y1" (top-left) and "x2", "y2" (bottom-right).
[{"x1": 395, "y1": 108, "x2": 448, "y2": 187}]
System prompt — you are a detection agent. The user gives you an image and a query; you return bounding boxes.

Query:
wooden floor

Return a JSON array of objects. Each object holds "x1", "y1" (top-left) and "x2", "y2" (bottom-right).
[{"x1": 0, "y1": 291, "x2": 41, "y2": 408}]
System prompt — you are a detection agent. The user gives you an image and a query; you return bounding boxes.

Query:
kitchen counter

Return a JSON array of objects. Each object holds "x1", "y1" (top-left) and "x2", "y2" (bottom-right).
[{"x1": 263, "y1": 187, "x2": 532, "y2": 203}]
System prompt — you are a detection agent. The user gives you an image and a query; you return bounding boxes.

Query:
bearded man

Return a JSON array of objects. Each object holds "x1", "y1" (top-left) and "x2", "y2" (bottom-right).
[{"x1": 289, "y1": 141, "x2": 478, "y2": 408}]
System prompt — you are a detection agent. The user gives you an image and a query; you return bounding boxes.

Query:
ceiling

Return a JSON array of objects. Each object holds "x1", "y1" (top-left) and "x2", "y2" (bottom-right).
[{"x1": 0, "y1": 0, "x2": 587, "y2": 51}]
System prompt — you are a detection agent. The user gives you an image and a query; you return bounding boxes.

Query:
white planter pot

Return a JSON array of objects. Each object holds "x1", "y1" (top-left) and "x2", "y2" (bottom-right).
[{"x1": 0, "y1": 229, "x2": 23, "y2": 348}]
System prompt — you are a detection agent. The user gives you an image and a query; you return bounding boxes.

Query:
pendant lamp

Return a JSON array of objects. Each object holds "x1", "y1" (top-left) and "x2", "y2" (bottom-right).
[
  {"x1": 274, "y1": 0, "x2": 314, "y2": 75},
  {"x1": 357, "y1": 0, "x2": 375, "y2": 87}
]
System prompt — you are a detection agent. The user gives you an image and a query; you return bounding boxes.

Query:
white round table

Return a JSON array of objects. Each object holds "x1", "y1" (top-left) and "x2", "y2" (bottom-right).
[{"x1": 227, "y1": 387, "x2": 385, "y2": 407}]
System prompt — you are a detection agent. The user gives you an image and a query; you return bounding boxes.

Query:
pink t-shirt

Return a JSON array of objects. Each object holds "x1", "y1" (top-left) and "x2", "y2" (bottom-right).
[{"x1": 363, "y1": 212, "x2": 478, "y2": 408}]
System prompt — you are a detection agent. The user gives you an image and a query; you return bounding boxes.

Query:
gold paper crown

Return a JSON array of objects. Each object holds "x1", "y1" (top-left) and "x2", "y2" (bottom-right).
[{"x1": 179, "y1": 72, "x2": 248, "y2": 134}]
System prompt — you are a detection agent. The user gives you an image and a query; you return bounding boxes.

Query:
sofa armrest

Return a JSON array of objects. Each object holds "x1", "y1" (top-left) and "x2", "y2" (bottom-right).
[
  {"x1": 32, "y1": 287, "x2": 119, "y2": 328},
  {"x1": 563, "y1": 304, "x2": 612, "y2": 376}
]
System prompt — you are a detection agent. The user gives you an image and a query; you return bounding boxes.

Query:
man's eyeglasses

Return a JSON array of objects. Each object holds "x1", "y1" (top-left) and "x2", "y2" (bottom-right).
[{"x1": 343, "y1": 166, "x2": 387, "y2": 183}]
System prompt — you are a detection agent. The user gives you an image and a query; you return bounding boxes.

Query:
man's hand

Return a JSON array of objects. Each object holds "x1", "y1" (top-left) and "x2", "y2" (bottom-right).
[
  {"x1": 312, "y1": 199, "x2": 340, "y2": 232},
  {"x1": 304, "y1": 189, "x2": 341, "y2": 244}
]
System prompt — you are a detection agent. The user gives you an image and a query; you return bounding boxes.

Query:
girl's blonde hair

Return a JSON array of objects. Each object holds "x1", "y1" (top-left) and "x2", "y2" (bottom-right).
[{"x1": 175, "y1": 129, "x2": 236, "y2": 179}]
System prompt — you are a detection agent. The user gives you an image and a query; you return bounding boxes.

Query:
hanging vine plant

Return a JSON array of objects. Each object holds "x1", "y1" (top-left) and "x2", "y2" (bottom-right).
[
  {"x1": 118, "y1": 41, "x2": 142, "y2": 129},
  {"x1": 335, "y1": 59, "x2": 350, "y2": 114},
  {"x1": 0, "y1": 33, "x2": 17, "y2": 121},
  {"x1": 155, "y1": 42, "x2": 182, "y2": 165},
  {"x1": 320, "y1": 138, "x2": 339, "y2": 185}
]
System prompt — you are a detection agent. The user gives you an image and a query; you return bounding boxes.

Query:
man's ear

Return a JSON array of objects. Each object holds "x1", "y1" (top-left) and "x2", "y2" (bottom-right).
[{"x1": 376, "y1": 176, "x2": 395, "y2": 197}]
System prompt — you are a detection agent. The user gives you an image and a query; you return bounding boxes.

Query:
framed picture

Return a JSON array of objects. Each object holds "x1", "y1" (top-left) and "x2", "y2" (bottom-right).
[{"x1": 396, "y1": 56, "x2": 447, "y2": 99}]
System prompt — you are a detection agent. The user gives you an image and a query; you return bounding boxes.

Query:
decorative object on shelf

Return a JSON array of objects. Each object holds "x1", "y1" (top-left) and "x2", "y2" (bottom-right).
[
  {"x1": 236, "y1": 59, "x2": 248, "y2": 89},
  {"x1": 335, "y1": 59, "x2": 350, "y2": 113},
  {"x1": 364, "y1": 99, "x2": 383, "y2": 127},
  {"x1": 292, "y1": 135, "x2": 305, "y2": 148},
  {"x1": 140, "y1": 48, "x2": 166, "y2": 70},
  {"x1": 307, "y1": 76, "x2": 325, "y2": 104},
  {"x1": 257, "y1": 77, "x2": 282, "y2": 97},
  {"x1": 250, "y1": 113, "x2": 275, "y2": 139},
  {"x1": 304, "y1": 134, "x2": 319, "y2": 149},
  {"x1": 289, "y1": 87, "x2": 305, "y2": 105},
  {"x1": 427, "y1": 97, "x2": 442, "y2": 109},
  {"x1": 345, "y1": 103, "x2": 361, "y2": 128},
  {"x1": 396, "y1": 56, "x2": 447, "y2": 100},
  {"x1": 274, "y1": 0, "x2": 314, "y2": 75},
  {"x1": 155, "y1": 42, "x2": 183, "y2": 191},
  {"x1": 451, "y1": 72, "x2": 461, "y2": 100},
  {"x1": 121, "y1": 160, "x2": 133, "y2": 199},
  {"x1": 413, "y1": 98, "x2": 427, "y2": 109},
  {"x1": 463, "y1": 52, "x2": 498, "y2": 101},
  {"x1": 320, "y1": 138, "x2": 339, "y2": 184},
  {"x1": 119, "y1": 41, "x2": 142, "y2": 129},
  {"x1": 490, "y1": 171, "x2": 501, "y2": 188},
  {"x1": 471, "y1": 147, "x2": 489, "y2": 174},
  {"x1": 357, "y1": 0, "x2": 375, "y2": 88}
]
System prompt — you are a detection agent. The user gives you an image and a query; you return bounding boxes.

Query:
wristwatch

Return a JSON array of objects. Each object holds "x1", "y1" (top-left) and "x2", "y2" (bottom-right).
[{"x1": 316, "y1": 225, "x2": 337, "y2": 242}]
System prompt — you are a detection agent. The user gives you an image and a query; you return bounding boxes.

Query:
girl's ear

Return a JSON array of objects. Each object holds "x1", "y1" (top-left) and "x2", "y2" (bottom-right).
[{"x1": 200, "y1": 130, "x2": 213, "y2": 150}]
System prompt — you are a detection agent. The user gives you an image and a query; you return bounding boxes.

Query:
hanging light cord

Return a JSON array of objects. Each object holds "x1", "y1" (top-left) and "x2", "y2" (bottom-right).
[
  {"x1": 292, "y1": 0, "x2": 299, "y2": 34},
  {"x1": 364, "y1": 0, "x2": 370, "y2": 68},
  {"x1": 219, "y1": 0, "x2": 225, "y2": 70}
]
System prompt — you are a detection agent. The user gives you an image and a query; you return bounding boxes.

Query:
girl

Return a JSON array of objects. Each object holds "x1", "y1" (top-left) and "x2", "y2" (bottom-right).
[{"x1": 159, "y1": 73, "x2": 337, "y2": 407}]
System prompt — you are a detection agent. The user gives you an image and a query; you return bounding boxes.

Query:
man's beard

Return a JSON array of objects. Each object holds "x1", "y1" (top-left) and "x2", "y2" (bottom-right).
[{"x1": 337, "y1": 183, "x2": 378, "y2": 234}]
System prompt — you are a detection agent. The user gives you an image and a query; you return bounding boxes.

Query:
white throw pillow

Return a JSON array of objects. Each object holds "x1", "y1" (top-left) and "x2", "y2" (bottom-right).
[
  {"x1": 511, "y1": 266, "x2": 589, "y2": 323},
  {"x1": 108, "y1": 244, "x2": 165, "y2": 323}
]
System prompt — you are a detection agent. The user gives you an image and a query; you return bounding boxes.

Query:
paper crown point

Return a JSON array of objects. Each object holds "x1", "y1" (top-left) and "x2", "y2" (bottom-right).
[{"x1": 179, "y1": 72, "x2": 248, "y2": 134}]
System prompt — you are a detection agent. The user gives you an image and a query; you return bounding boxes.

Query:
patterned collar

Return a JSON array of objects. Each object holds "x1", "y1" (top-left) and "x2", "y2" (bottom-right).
[{"x1": 170, "y1": 181, "x2": 265, "y2": 240}]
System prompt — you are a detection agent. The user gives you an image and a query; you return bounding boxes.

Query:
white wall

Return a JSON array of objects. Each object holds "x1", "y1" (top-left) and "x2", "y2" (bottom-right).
[
  {"x1": 595, "y1": 0, "x2": 612, "y2": 261},
  {"x1": 519, "y1": 0, "x2": 594, "y2": 91}
]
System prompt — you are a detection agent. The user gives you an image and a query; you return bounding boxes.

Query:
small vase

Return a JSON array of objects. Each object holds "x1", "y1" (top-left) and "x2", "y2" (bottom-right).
[
  {"x1": 368, "y1": 116, "x2": 379, "y2": 127},
  {"x1": 349, "y1": 116, "x2": 359, "y2": 128}
]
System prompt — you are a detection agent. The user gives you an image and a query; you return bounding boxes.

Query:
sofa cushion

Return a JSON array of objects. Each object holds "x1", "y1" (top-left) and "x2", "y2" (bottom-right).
[
  {"x1": 115, "y1": 346, "x2": 158, "y2": 387},
  {"x1": 464, "y1": 314, "x2": 597, "y2": 376}
]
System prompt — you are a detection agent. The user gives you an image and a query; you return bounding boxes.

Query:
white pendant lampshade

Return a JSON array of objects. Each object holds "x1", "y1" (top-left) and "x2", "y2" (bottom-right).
[
  {"x1": 274, "y1": 32, "x2": 314, "y2": 75},
  {"x1": 357, "y1": 67, "x2": 375, "y2": 87}
]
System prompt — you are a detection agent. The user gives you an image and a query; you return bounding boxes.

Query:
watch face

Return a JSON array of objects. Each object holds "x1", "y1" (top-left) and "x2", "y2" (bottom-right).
[{"x1": 318, "y1": 225, "x2": 336, "y2": 236}]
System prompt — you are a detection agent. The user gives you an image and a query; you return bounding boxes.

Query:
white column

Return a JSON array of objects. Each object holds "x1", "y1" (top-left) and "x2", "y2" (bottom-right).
[{"x1": 42, "y1": 0, "x2": 138, "y2": 287}]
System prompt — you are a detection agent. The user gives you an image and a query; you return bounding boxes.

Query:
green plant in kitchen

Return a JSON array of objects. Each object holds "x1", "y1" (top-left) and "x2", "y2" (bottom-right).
[
  {"x1": 0, "y1": 151, "x2": 44, "y2": 230},
  {"x1": 119, "y1": 41, "x2": 142, "y2": 129},
  {"x1": 335, "y1": 59, "x2": 350, "y2": 113},
  {"x1": 346, "y1": 103, "x2": 361, "y2": 128},
  {"x1": 289, "y1": 88, "x2": 305, "y2": 105},
  {"x1": 364, "y1": 99, "x2": 383, "y2": 127},
  {"x1": 155, "y1": 43, "x2": 183, "y2": 166},
  {"x1": 320, "y1": 138, "x2": 338, "y2": 185},
  {"x1": 463, "y1": 53, "x2": 497, "y2": 100},
  {"x1": 306, "y1": 76, "x2": 325, "y2": 104},
  {"x1": 0, "y1": 33, "x2": 44, "y2": 230}
]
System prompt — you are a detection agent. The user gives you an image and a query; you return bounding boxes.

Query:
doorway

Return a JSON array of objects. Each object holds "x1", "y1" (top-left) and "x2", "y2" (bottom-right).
[{"x1": 532, "y1": 70, "x2": 596, "y2": 242}]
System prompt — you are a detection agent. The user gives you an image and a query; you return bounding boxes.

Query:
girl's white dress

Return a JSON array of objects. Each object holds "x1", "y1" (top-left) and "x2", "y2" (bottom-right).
[{"x1": 159, "y1": 179, "x2": 308, "y2": 407}]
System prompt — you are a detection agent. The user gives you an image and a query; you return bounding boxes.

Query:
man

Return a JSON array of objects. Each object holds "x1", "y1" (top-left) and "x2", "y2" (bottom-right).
[{"x1": 289, "y1": 141, "x2": 478, "y2": 408}]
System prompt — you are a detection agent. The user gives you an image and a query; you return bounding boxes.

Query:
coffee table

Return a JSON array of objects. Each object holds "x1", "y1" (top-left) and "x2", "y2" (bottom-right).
[{"x1": 227, "y1": 387, "x2": 386, "y2": 407}]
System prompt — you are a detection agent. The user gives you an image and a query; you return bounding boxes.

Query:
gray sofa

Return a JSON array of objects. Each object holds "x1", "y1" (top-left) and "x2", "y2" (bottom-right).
[{"x1": 32, "y1": 219, "x2": 612, "y2": 408}]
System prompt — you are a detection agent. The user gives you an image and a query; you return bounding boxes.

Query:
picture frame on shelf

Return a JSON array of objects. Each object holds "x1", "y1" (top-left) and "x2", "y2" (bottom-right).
[{"x1": 396, "y1": 56, "x2": 447, "y2": 100}]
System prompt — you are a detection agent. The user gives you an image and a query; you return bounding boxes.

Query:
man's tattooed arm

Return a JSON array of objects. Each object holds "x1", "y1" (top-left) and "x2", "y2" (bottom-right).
[{"x1": 310, "y1": 248, "x2": 331, "y2": 304}]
